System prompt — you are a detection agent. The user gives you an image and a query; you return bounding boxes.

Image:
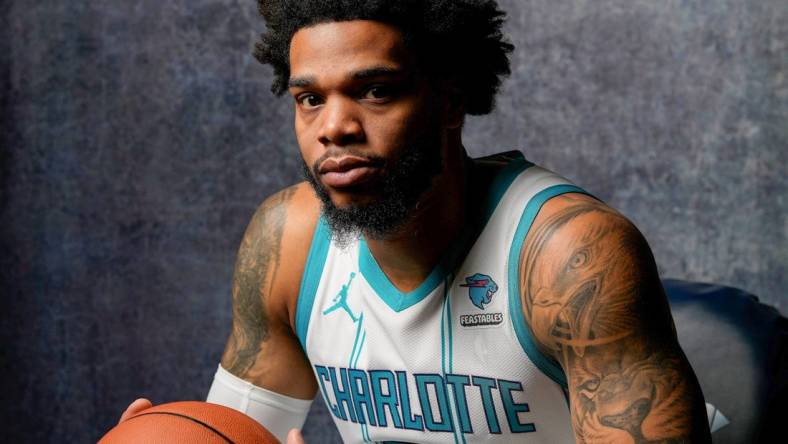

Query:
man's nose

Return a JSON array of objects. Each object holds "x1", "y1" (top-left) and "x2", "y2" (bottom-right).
[{"x1": 317, "y1": 97, "x2": 365, "y2": 147}]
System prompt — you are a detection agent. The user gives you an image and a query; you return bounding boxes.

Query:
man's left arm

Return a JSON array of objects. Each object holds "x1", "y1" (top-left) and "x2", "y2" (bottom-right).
[{"x1": 520, "y1": 193, "x2": 712, "y2": 443}]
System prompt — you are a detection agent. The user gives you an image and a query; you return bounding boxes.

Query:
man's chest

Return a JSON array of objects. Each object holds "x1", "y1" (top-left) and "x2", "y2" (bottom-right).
[{"x1": 304, "y1": 265, "x2": 574, "y2": 443}]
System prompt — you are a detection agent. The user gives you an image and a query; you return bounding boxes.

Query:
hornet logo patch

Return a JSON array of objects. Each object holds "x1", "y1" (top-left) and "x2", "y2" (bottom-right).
[{"x1": 460, "y1": 273, "x2": 498, "y2": 310}]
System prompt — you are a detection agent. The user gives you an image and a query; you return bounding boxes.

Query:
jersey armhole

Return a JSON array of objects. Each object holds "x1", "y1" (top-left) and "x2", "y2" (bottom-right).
[
  {"x1": 294, "y1": 216, "x2": 331, "y2": 352},
  {"x1": 507, "y1": 184, "x2": 595, "y2": 389}
]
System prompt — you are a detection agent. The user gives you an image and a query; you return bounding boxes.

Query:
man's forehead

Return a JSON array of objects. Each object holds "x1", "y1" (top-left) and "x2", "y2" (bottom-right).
[{"x1": 288, "y1": 20, "x2": 414, "y2": 83}]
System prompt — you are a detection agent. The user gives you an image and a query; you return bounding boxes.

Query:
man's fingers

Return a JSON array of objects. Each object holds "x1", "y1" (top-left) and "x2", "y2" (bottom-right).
[
  {"x1": 286, "y1": 428, "x2": 305, "y2": 444},
  {"x1": 118, "y1": 398, "x2": 152, "y2": 424}
]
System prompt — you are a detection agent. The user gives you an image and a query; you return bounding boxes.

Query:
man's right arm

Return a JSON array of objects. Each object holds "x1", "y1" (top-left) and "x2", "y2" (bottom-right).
[
  {"x1": 120, "y1": 184, "x2": 319, "y2": 441},
  {"x1": 219, "y1": 185, "x2": 318, "y2": 399}
]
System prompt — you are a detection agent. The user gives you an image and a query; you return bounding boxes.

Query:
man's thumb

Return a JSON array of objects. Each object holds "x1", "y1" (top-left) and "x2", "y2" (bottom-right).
[{"x1": 286, "y1": 428, "x2": 305, "y2": 444}]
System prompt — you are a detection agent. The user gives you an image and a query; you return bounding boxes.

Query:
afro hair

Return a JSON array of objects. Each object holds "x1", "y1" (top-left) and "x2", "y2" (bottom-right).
[{"x1": 254, "y1": 0, "x2": 514, "y2": 115}]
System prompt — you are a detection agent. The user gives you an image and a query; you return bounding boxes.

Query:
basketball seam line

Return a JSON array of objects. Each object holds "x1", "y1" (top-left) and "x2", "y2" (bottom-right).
[{"x1": 129, "y1": 411, "x2": 236, "y2": 444}]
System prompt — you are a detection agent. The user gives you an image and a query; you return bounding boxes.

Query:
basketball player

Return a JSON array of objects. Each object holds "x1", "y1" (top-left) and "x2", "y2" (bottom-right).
[{"x1": 122, "y1": 1, "x2": 712, "y2": 442}]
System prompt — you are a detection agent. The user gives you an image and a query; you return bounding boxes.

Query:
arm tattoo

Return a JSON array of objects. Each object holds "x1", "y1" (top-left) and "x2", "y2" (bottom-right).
[
  {"x1": 221, "y1": 187, "x2": 296, "y2": 377},
  {"x1": 521, "y1": 195, "x2": 709, "y2": 443}
]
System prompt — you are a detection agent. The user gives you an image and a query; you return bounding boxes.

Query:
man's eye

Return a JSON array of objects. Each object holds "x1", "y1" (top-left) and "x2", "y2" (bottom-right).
[
  {"x1": 362, "y1": 86, "x2": 394, "y2": 101},
  {"x1": 297, "y1": 94, "x2": 324, "y2": 108}
]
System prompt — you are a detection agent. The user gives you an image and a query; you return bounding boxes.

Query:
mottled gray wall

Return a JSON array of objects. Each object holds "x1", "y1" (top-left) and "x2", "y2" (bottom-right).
[
  {"x1": 479, "y1": 0, "x2": 787, "y2": 314},
  {"x1": 0, "y1": 0, "x2": 784, "y2": 443}
]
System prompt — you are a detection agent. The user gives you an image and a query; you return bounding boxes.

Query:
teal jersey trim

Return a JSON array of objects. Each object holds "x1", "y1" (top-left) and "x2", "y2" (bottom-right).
[
  {"x1": 348, "y1": 313, "x2": 366, "y2": 368},
  {"x1": 446, "y1": 285, "x2": 454, "y2": 375},
  {"x1": 507, "y1": 184, "x2": 593, "y2": 388},
  {"x1": 358, "y1": 151, "x2": 533, "y2": 313},
  {"x1": 445, "y1": 281, "x2": 466, "y2": 444},
  {"x1": 441, "y1": 286, "x2": 448, "y2": 376},
  {"x1": 295, "y1": 216, "x2": 332, "y2": 351},
  {"x1": 440, "y1": 278, "x2": 463, "y2": 444},
  {"x1": 358, "y1": 236, "x2": 453, "y2": 312},
  {"x1": 347, "y1": 313, "x2": 370, "y2": 442},
  {"x1": 482, "y1": 152, "x2": 533, "y2": 225}
]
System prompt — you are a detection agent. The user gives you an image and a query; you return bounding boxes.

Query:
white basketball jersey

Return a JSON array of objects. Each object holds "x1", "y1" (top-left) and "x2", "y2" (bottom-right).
[{"x1": 294, "y1": 151, "x2": 589, "y2": 443}]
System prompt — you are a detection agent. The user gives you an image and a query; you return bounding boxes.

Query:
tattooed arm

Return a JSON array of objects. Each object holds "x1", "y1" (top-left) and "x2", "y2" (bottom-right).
[
  {"x1": 220, "y1": 184, "x2": 319, "y2": 399},
  {"x1": 520, "y1": 193, "x2": 711, "y2": 443},
  {"x1": 117, "y1": 185, "x2": 319, "y2": 425}
]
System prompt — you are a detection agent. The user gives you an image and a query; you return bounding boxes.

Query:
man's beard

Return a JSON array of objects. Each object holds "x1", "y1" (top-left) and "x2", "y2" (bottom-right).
[{"x1": 301, "y1": 126, "x2": 443, "y2": 246}]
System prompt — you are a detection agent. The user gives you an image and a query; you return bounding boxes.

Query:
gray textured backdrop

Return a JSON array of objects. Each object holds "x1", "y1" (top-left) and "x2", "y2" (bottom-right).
[{"x1": 1, "y1": 0, "x2": 785, "y2": 442}]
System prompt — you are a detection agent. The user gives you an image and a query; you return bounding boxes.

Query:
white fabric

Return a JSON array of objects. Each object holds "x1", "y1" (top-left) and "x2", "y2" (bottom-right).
[
  {"x1": 206, "y1": 364, "x2": 313, "y2": 442},
  {"x1": 302, "y1": 162, "x2": 577, "y2": 443}
]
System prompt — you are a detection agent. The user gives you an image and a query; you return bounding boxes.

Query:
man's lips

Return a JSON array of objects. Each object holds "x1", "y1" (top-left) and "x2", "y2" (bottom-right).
[
  {"x1": 318, "y1": 156, "x2": 381, "y2": 188},
  {"x1": 318, "y1": 156, "x2": 376, "y2": 173}
]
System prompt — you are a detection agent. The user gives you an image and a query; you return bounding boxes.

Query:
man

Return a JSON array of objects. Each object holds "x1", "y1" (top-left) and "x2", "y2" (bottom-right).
[{"x1": 123, "y1": 1, "x2": 712, "y2": 442}]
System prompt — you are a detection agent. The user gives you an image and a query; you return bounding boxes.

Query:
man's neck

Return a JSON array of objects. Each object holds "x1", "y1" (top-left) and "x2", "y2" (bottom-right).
[{"x1": 364, "y1": 144, "x2": 470, "y2": 293}]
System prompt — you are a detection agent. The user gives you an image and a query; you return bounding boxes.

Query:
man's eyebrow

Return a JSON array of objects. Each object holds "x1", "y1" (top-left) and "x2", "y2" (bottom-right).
[
  {"x1": 351, "y1": 67, "x2": 406, "y2": 80},
  {"x1": 287, "y1": 76, "x2": 317, "y2": 89},
  {"x1": 287, "y1": 67, "x2": 406, "y2": 89}
]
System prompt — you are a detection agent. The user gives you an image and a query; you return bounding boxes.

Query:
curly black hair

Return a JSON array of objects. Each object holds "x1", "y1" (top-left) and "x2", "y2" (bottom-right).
[{"x1": 254, "y1": 0, "x2": 514, "y2": 115}]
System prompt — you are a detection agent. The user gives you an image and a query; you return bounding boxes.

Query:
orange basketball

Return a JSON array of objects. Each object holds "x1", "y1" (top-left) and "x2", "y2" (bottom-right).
[{"x1": 99, "y1": 401, "x2": 280, "y2": 444}]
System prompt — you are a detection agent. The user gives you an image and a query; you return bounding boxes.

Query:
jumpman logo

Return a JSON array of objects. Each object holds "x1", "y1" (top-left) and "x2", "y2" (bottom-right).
[{"x1": 322, "y1": 272, "x2": 359, "y2": 323}]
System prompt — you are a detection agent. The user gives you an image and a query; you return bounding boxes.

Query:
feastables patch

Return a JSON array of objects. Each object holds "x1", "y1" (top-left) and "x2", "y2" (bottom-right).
[{"x1": 460, "y1": 312, "x2": 504, "y2": 327}]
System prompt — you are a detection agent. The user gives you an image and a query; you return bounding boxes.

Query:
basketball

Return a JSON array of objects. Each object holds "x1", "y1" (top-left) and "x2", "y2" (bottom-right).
[{"x1": 99, "y1": 401, "x2": 280, "y2": 444}]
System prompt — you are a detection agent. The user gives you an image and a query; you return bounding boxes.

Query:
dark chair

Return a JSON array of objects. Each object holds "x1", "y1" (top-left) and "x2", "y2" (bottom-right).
[{"x1": 664, "y1": 279, "x2": 787, "y2": 444}]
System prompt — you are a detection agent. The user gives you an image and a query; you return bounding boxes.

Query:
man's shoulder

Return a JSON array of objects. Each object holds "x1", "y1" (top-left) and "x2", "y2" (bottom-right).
[
  {"x1": 240, "y1": 182, "x2": 321, "y2": 320},
  {"x1": 248, "y1": 181, "x2": 321, "y2": 252},
  {"x1": 530, "y1": 192, "x2": 640, "y2": 243},
  {"x1": 522, "y1": 191, "x2": 654, "y2": 284},
  {"x1": 519, "y1": 191, "x2": 663, "y2": 357}
]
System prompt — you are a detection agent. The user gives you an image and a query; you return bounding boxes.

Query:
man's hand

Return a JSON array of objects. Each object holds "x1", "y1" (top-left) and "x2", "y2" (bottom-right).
[{"x1": 118, "y1": 398, "x2": 152, "y2": 423}]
